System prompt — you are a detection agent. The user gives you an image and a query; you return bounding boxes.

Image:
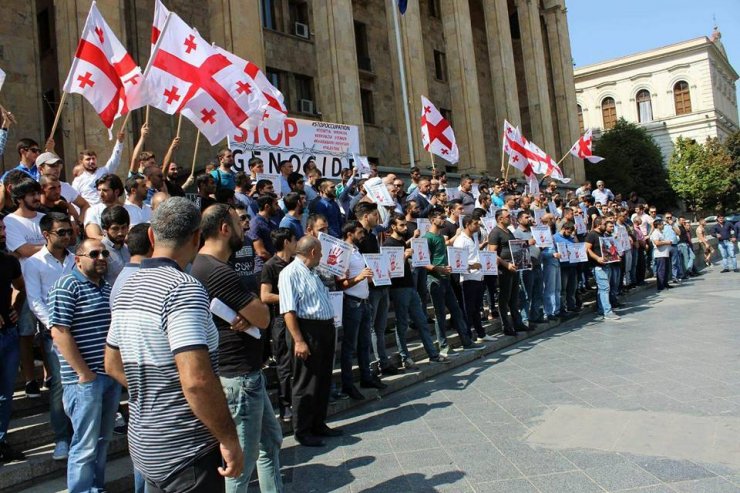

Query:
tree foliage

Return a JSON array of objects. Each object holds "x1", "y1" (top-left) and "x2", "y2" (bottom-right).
[
  {"x1": 668, "y1": 135, "x2": 740, "y2": 213},
  {"x1": 588, "y1": 119, "x2": 675, "y2": 210}
]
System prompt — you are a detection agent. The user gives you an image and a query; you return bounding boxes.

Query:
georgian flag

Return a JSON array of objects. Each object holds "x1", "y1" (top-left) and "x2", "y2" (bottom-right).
[
  {"x1": 62, "y1": 1, "x2": 147, "y2": 129},
  {"x1": 524, "y1": 140, "x2": 571, "y2": 183},
  {"x1": 420, "y1": 96, "x2": 459, "y2": 164},
  {"x1": 569, "y1": 129, "x2": 605, "y2": 163},
  {"x1": 0, "y1": 67, "x2": 5, "y2": 92}
]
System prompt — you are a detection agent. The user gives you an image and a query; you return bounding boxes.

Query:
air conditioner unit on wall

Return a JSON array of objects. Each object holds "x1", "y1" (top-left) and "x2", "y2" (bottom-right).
[
  {"x1": 299, "y1": 99, "x2": 314, "y2": 114},
  {"x1": 295, "y1": 22, "x2": 309, "y2": 39}
]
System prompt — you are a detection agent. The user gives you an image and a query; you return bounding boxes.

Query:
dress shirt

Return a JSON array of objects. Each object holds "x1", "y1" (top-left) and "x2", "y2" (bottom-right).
[
  {"x1": 278, "y1": 259, "x2": 333, "y2": 320},
  {"x1": 343, "y1": 248, "x2": 369, "y2": 299},
  {"x1": 102, "y1": 236, "x2": 131, "y2": 285},
  {"x1": 22, "y1": 246, "x2": 75, "y2": 327},
  {"x1": 453, "y1": 233, "x2": 483, "y2": 282},
  {"x1": 124, "y1": 199, "x2": 152, "y2": 226},
  {"x1": 71, "y1": 141, "x2": 124, "y2": 205},
  {"x1": 592, "y1": 188, "x2": 614, "y2": 205}
]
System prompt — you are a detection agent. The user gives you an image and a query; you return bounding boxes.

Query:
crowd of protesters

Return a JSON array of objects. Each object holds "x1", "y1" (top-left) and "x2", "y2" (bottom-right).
[{"x1": 0, "y1": 116, "x2": 738, "y2": 491}]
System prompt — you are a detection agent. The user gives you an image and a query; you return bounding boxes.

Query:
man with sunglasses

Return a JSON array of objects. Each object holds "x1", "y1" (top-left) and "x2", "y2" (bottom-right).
[
  {"x1": 49, "y1": 238, "x2": 121, "y2": 492},
  {"x1": 23, "y1": 212, "x2": 75, "y2": 461},
  {"x1": 1, "y1": 138, "x2": 43, "y2": 182}
]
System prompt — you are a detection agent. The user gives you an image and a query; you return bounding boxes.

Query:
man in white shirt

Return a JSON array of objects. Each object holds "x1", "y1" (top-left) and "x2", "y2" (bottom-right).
[
  {"x1": 650, "y1": 219, "x2": 672, "y2": 291},
  {"x1": 123, "y1": 174, "x2": 152, "y2": 226},
  {"x1": 71, "y1": 130, "x2": 125, "y2": 206},
  {"x1": 36, "y1": 152, "x2": 89, "y2": 222},
  {"x1": 100, "y1": 205, "x2": 131, "y2": 284},
  {"x1": 592, "y1": 180, "x2": 614, "y2": 205},
  {"x1": 454, "y1": 215, "x2": 494, "y2": 343},
  {"x1": 22, "y1": 212, "x2": 75, "y2": 460},
  {"x1": 84, "y1": 174, "x2": 124, "y2": 240}
]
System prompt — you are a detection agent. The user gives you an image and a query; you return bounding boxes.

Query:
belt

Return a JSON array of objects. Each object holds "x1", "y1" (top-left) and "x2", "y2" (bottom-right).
[{"x1": 344, "y1": 294, "x2": 369, "y2": 304}]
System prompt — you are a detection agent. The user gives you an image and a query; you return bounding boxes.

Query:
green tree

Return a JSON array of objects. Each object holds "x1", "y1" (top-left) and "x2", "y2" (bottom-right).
[
  {"x1": 668, "y1": 136, "x2": 739, "y2": 214},
  {"x1": 588, "y1": 119, "x2": 675, "y2": 209}
]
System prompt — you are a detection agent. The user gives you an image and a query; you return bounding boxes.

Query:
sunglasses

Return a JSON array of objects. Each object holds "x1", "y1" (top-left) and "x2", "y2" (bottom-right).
[
  {"x1": 25, "y1": 147, "x2": 42, "y2": 153},
  {"x1": 51, "y1": 228, "x2": 74, "y2": 237},
  {"x1": 79, "y1": 249, "x2": 110, "y2": 259}
]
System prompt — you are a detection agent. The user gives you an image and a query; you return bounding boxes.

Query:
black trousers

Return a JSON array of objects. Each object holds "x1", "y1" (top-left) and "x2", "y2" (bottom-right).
[
  {"x1": 292, "y1": 318, "x2": 336, "y2": 438},
  {"x1": 461, "y1": 280, "x2": 485, "y2": 338},
  {"x1": 655, "y1": 257, "x2": 669, "y2": 290},
  {"x1": 146, "y1": 446, "x2": 224, "y2": 493},
  {"x1": 636, "y1": 247, "x2": 646, "y2": 285},
  {"x1": 271, "y1": 312, "x2": 292, "y2": 411},
  {"x1": 498, "y1": 268, "x2": 522, "y2": 331}
]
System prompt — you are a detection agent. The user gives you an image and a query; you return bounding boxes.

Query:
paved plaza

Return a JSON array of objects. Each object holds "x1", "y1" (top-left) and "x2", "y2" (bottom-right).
[{"x1": 278, "y1": 268, "x2": 740, "y2": 492}]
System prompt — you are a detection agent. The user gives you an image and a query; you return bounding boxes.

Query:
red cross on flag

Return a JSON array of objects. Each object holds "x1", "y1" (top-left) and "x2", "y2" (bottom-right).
[
  {"x1": 243, "y1": 60, "x2": 288, "y2": 132},
  {"x1": 420, "y1": 96, "x2": 459, "y2": 164},
  {"x1": 62, "y1": 1, "x2": 147, "y2": 130},
  {"x1": 524, "y1": 140, "x2": 571, "y2": 183},
  {"x1": 143, "y1": 9, "x2": 249, "y2": 144},
  {"x1": 502, "y1": 120, "x2": 530, "y2": 173},
  {"x1": 569, "y1": 129, "x2": 605, "y2": 163}
]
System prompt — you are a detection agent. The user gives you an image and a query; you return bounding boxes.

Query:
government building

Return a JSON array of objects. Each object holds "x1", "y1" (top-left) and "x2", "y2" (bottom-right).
[
  {"x1": 574, "y1": 29, "x2": 739, "y2": 164},
  {"x1": 1, "y1": 0, "x2": 584, "y2": 182}
]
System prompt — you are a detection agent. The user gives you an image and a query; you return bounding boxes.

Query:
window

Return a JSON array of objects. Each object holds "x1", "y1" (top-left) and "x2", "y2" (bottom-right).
[
  {"x1": 577, "y1": 105, "x2": 584, "y2": 134},
  {"x1": 434, "y1": 50, "x2": 447, "y2": 81},
  {"x1": 361, "y1": 89, "x2": 375, "y2": 124},
  {"x1": 294, "y1": 74, "x2": 314, "y2": 102},
  {"x1": 289, "y1": 0, "x2": 309, "y2": 26},
  {"x1": 261, "y1": 0, "x2": 277, "y2": 30},
  {"x1": 440, "y1": 108, "x2": 452, "y2": 126},
  {"x1": 674, "y1": 81, "x2": 692, "y2": 115},
  {"x1": 354, "y1": 22, "x2": 371, "y2": 72},
  {"x1": 601, "y1": 97, "x2": 617, "y2": 130},
  {"x1": 636, "y1": 90, "x2": 653, "y2": 122},
  {"x1": 429, "y1": 0, "x2": 441, "y2": 18}
]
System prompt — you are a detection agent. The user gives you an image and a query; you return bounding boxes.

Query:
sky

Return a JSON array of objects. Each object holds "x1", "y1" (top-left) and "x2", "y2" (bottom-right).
[{"x1": 566, "y1": 0, "x2": 740, "y2": 119}]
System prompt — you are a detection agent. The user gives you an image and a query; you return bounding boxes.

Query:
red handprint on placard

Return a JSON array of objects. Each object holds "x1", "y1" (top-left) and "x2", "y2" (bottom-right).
[
  {"x1": 455, "y1": 255, "x2": 462, "y2": 268},
  {"x1": 327, "y1": 246, "x2": 342, "y2": 266},
  {"x1": 390, "y1": 256, "x2": 397, "y2": 272}
]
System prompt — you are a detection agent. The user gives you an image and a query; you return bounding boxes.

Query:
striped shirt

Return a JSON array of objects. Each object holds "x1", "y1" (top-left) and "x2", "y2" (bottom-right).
[
  {"x1": 107, "y1": 257, "x2": 219, "y2": 483},
  {"x1": 48, "y1": 269, "x2": 112, "y2": 384},
  {"x1": 278, "y1": 258, "x2": 333, "y2": 320}
]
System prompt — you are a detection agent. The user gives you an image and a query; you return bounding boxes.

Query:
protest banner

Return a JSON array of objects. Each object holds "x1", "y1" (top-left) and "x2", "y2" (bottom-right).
[
  {"x1": 532, "y1": 226, "x2": 554, "y2": 248},
  {"x1": 447, "y1": 246, "x2": 467, "y2": 274},
  {"x1": 509, "y1": 239, "x2": 532, "y2": 271},
  {"x1": 229, "y1": 117, "x2": 360, "y2": 179},
  {"x1": 411, "y1": 237, "x2": 431, "y2": 267},
  {"x1": 380, "y1": 246, "x2": 405, "y2": 278},
  {"x1": 363, "y1": 253, "x2": 392, "y2": 286},
  {"x1": 600, "y1": 237, "x2": 621, "y2": 263},
  {"x1": 255, "y1": 173, "x2": 282, "y2": 196},
  {"x1": 481, "y1": 216, "x2": 496, "y2": 234},
  {"x1": 556, "y1": 242, "x2": 570, "y2": 263},
  {"x1": 569, "y1": 242, "x2": 587, "y2": 263},
  {"x1": 353, "y1": 153, "x2": 372, "y2": 176},
  {"x1": 416, "y1": 218, "x2": 431, "y2": 237},
  {"x1": 317, "y1": 232, "x2": 352, "y2": 276},
  {"x1": 329, "y1": 292, "x2": 344, "y2": 328},
  {"x1": 574, "y1": 215, "x2": 587, "y2": 235},
  {"x1": 479, "y1": 251, "x2": 498, "y2": 275},
  {"x1": 364, "y1": 179, "x2": 394, "y2": 206}
]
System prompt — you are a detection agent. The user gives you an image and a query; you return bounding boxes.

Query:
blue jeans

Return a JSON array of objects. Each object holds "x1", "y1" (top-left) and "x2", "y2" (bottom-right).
[
  {"x1": 0, "y1": 326, "x2": 20, "y2": 442},
  {"x1": 677, "y1": 243, "x2": 695, "y2": 275},
  {"x1": 427, "y1": 275, "x2": 472, "y2": 352},
  {"x1": 340, "y1": 297, "x2": 373, "y2": 387},
  {"x1": 42, "y1": 331, "x2": 72, "y2": 445},
  {"x1": 62, "y1": 374, "x2": 122, "y2": 493},
  {"x1": 368, "y1": 288, "x2": 390, "y2": 367},
  {"x1": 220, "y1": 371, "x2": 283, "y2": 493},
  {"x1": 608, "y1": 262, "x2": 621, "y2": 305},
  {"x1": 542, "y1": 256, "x2": 561, "y2": 317},
  {"x1": 717, "y1": 240, "x2": 737, "y2": 270},
  {"x1": 669, "y1": 246, "x2": 684, "y2": 280},
  {"x1": 592, "y1": 266, "x2": 613, "y2": 316},
  {"x1": 389, "y1": 287, "x2": 439, "y2": 360},
  {"x1": 519, "y1": 265, "x2": 544, "y2": 322}
]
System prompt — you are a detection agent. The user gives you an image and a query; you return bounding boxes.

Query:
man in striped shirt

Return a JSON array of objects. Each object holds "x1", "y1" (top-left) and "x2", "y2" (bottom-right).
[
  {"x1": 48, "y1": 238, "x2": 121, "y2": 493},
  {"x1": 278, "y1": 235, "x2": 342, "y2": 447}
]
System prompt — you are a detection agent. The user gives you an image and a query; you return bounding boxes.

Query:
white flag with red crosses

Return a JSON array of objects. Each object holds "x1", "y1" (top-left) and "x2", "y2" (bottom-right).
[
  {"x1": 62, "y1": 1, "x2": 148, "y2": 129},
  {"x1": 569, "y1": 129, "x2": 605, "y2": 163},
  {"x1": 420, "y1": 96, "x2": 459, "y2": 164}
]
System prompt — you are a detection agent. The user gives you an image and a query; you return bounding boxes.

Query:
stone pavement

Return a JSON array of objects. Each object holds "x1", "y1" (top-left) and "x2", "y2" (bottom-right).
[{"x1": 276, "y1": 267, "x2": 740, "y2": 492}]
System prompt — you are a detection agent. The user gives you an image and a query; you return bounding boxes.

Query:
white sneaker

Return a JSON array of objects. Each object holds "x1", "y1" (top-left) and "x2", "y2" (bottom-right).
[
  {"x1": 476, "y1": 335, "x2": 496, "y2": 342},
  {"x1": 603, "y1": 312, "x2": 621, "y2": 321}
]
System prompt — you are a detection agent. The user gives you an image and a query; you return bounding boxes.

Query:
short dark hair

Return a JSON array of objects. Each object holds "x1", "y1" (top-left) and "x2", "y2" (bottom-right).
[
  {"x1": 40, "y1": 212, "x2": 71, "y2": 233},
  {"x1": 403, "y1": 200, "x2": 418, "y2": 214},
  {"x1": 471, "y1": 208, "x2": 487, "y2": 220},
  {"x1": 271, "y1": 227, "x2": 295, "y2": 251},
  {"x1": 16, "y1": 138, "x2": 39, "y2": 157},
  {"x1": 2, "y1": 169, "x2": 28, "y2": 188},
  {"x1": 217, "y1": 148, "x2": 231, "y2": 160},
  {"x1": 561, "y1": 221, "x2": 575, "y2": 231},
  {"x1": 517, "y1": 210, "x2": 529, "y2": 220},
  {"x1": 126, "y1": 223, "x2": 152, "y2": 256},
  {"x1": 307, "y1": 213, "x2": 327, "y2": 231},
  {"x1": 495, "y1": 209, "x2": 507, "y2": 221},
  {"x1": 429, "y1": 207, "x2": 445, "y2": 220},
  {"x1": 11, "y1": 177, "x2": 41, "y2": 202},
  {"x1": 288, "y1": 172, "x2": 304, "y2": 189},
  {"x1": 256, "y1": 179, "x2": 272, "y2": 194},
  {"x1": 410, "y1": 166, "x2": 420, "y2": 174},
  {"x1": 248, "y1": 157, "x2": 263, "y2": 169},
  {"x1": 284, "y1": 192, "x2": 301, "y2": 212},
  {"x1": 235, "y1": 171, "x2": 250, "y2": 188},
  {"x1": 462, "y1": 215, "x2": 477, "y2": 228},
  {"x1": 95, "y1": 174, "x2": 124, "y2": 196},
  {"x1": 125, "y1": 174, "x2": 145, "y2": 194},
  {"x1": 353, "y1": 201, "x2": 378, "y2": 219},
  {"x1": 196, "y1": 173, "x2": 214, "y2": 188},
  {"x1": 101, "y1": 205, "x2": 130, "y2": 229},
  {"x1": 256, "y1": 193, "x2": 276, "y2": 211},
  {"x1": 342, "y1": 220, "x2": 363, "y2": 239},
  {"x1": 200, "y1": 203, "x2": 232, "y2": 240}
]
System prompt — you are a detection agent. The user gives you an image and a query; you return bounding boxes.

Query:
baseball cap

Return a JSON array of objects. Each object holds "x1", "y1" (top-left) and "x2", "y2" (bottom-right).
[{"x1": 35, "y1": 152, "x2": 63, "y2": 167}]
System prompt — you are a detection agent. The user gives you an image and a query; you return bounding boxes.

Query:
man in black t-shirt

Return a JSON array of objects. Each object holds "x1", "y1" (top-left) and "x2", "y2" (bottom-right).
[
  {"x1": 487, "y1": 209, "x2": 527, "y2": 335},
  {"x1": 584, "y1": 217, "x2": 620, "y2": 320},
  {"x1": 191, "y1": 204, "x2": 282, "y2": 492},
  {"x1": 230, "y1": 205, "x2": 259, "y2": 293}
]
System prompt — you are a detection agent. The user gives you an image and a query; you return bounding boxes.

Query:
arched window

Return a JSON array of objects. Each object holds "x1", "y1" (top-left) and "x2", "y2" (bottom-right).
[
  {"x1": 577, "y1": 105, "x2": 584, "y2": 134},
  {"x1": 636, "y1": 90, "x2": 653, "y2": 122},
  {"x1": 674, "y1": 81, "x2": 692, "y2": 115},
  {"x1": 601, "y1": 97, "x2": 617, "y2": 130}
]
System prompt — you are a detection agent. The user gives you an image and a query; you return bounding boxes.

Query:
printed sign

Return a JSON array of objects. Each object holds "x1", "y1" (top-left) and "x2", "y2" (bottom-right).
[
  {"x1": 600, "y1": 237, "x2": 621, "y2": 263},
  {"x1": 615, "y1": 225, "x2": 631, "y2": 253},
  {"x1": 509, "y1": 239, "x2": 533, "y2": 271},
  {"x1": 481, "y1": 216, "x2": 496, "y2": 234},
  {"x1": 534, "y1": 209, "x2": 546, "y2": 226},
  {"x1": 364, "y1": 179, "x2": 394, "y2": 206},
  {"x1": 255, "y1": 173, "x2": 282, "y2": 196},
  {"x1": 416, "y1": 218, "x2": 431, "y2": 237},
  {"x1": 532, "y1": 226, "x2": 554, "y2": 248},
  {"x1": 353, "y1": 153, "x2": 372, "y2": 176},
  {"x1": 229, "y1": 118, "x2": 360, "y2": 179},
  {"x1": 479, "y1": 251, "x2": 498, "y2": 275},
  {"x1": 380, "y1": 246, "x2": 405, "y2": 278},
  {"x1": 569, "y1": 242, "x2": 587, "y2": 263},
  {"x1": 317, "y1": 232, "x2": 352, "y2": 276},
  {"x1": 363, "y1": 253, "x2": 392, "y2": 286},
  {"x1": 329, "y1": 291, "x2": 344, "y2": 328},
  {"x1": 548, "y1": 201, "x2": 560, "y2": 217},
  {"x1": 574, "y1": 215, "x2": 587, "y2": 235},
  {"x1": 447, "y1": 246, "x2": 467, "y2": 274},
  {"x1": 411, "y1": 237, "x2": 431, "y2": 267},
  {"x1": 556, "y1": 242, "x2": 570, "y2": 263}
]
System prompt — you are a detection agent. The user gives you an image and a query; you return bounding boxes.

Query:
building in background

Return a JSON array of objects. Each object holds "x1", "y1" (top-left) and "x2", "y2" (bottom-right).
[
  {"x1": 1, "y1": 0, "x2": 583, "y2": 182},
  {"x1": 574, "y1": 28, "x2": 739, "y2": 164}
]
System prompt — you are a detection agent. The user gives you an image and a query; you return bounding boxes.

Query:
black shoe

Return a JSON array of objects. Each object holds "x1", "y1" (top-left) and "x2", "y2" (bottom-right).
[
  {"x1": 295, "y1": 434, "x2": 325, "y2": 447},
  {"x1": 515, "y1": 324, "x2": 531, "y2": 332},
  {"x1": 342, "y1": 386, "x2": 366, "y2": 401},
  {"x1": 314, "y1": 426, "x2": 343, "y2": 437},
  {"x1": 380, "y1": 365, "x2": 399, "y2": 376},
  {"x1": 721, "y1": 269, "x2": 730, "y2": 273},
  {"x1": 503, "y1": 330, "x2": 517, "y2": 336},
  {"x1": 531, "y1": 317, "x2": 547, "y2": 324},
  {"x1": 360, "y1": 377, "x2": 387, "y2": 390},
  {"x1": 0, "y1": 441, "x2": 25, "y2": 463},
  {"x1": 734, "y1": 269, "x2": 740, "y2": 273},
  {"x1": 280, "y1": 407, "x2": 293, "y2": 423},
  {"x1": 569, "y1": 306, "x2": 582, "y2": 313},
  {"x1": 25, "y1": 381, "x2": 41, "y2": 398}
]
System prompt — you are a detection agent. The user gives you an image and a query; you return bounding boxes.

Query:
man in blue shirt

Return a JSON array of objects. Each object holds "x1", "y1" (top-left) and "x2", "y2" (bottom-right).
[
  {"x1": 710, "y1": 214, "x2": 738, "y2": 273},
  {"x1": 210, "y1": 148, "x2": 236, "y2": 191},
  {"x1": 309, "y1": 180, "x2": 343, "y2": 237},
  {"x1": 662, "y1": 213, "x2": 683, "y2": 282},
  {"x1": 1, "y1": 138, "x2": 43, "y2": 183},
  {"x1": 279, "y1": 192, "x2": 305, "y2": 239}
]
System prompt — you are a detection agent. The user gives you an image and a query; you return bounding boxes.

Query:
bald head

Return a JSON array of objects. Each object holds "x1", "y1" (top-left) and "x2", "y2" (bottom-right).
[
  {"x1": 296, "y1": 235, "x2": 320, "y2": 256},
  {"x1": 150, "y1": 191, "x2": 169, "y2": 211}
]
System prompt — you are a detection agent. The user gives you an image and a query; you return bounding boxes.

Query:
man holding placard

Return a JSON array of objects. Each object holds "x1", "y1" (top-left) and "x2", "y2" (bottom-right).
[
  {"x1": 553, "y1": 222, "x2": 581, "y2": 315},
  {"x1": 585, "y1": 217, "x2": 620, "y2": 321},
  {"x1": 513, "y1": 211, "x2": 546, "y2": 325}
]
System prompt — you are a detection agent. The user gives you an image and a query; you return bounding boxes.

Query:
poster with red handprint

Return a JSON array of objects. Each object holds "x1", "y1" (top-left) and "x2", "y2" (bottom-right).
[
  {"x1": 410, "y1": 238, "x2": 430, "y2": 267},
  {"x1": 362, "y1": 253, "x2": 392, "y2": 286},
  {"x1": 479, "y1": 251, "x2": 498, "y2": 275},
  {"x1": 446, "y1": 246, "x2": 467, "y2": 274},
  {"x1": 363, "y1": 179, "x2": 394, "y2": 206},
  {"x1": 318, "y1": 232, "x2": 352, "y2": 276},
  {"x1": 380, "y1": 246, "x2": 405, "y2": 278},
  {"x1": 329, "y1": 292, "x2": 344, "y2": 328}
]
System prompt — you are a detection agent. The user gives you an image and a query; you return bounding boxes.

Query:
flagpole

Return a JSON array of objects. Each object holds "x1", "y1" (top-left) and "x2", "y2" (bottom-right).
[
  {"x1": 390, "y1": 0, "x2": 416, "y2": 170},
  {"x1": 190, "y1": 131, "x2": 201, "y2": 176},
  {"x1": 118, "y1": 112, "x2": 131, "y2": 135},
  {"x1": 176, "y1": 113, "x2": 183, "y2": 138},
  {"x1": 429, "y1": 151, "x2": 435, "y2": 172},
  {"x1": 48, "y1": 92, "x2": 68, "y2": 142},
  {"x1": 145, "y1": 105, "x2": 150, "y2": 126}
]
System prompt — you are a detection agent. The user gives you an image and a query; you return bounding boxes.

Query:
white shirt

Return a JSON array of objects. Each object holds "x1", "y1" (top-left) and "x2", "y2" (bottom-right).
[
  {"x1": 343, "y1": 248, "x2": 369, "y2": 299},
  {"x1": 650, "y1": 229, "x2": 670, "y2": 258},
  {"x1": 22, "y1": 246, "x2": 75, "y2": 327},
  {"x1": 592, "y1": 188, "x2": 614, "y2": 205},
  {"x1": 453, "y1": 232, "x2": 484, "y2": 282},
  {"x1": 3, "y1": 212, "x2": 45, "y2": 260},
  {"x1": 102, "y1": 236, "x2": 131, "y2": 285},
  {"x1": 124, "y1": 200, "x2": 152, "y2": 226},
  {"x1": 84, "y1": 202, "x2": 108, "y2": 227},
  {"x1": 71, "y1": 141, "x2": 123, "y2": 205}
]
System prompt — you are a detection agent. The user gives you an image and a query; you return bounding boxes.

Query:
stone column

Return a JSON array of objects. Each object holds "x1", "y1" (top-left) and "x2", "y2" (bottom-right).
[
  {"x1": 209, "y1": 0, "x2": 266, "y2": 69},
  {"x1": 312, "y1": 0, "x2": 365, "y2": 147},
  {"x1": 440, "y1": 0, "x2": 486, "y2": 172},
  {"x1": 515, "y1": 0, "x2": 556, "y2": 155},
  {"x1": 542, "y1": 0, "x2": 585, "y2": 183},
  {"x1": 385, "y1": 0, "x2": 430, "y2": 168}
]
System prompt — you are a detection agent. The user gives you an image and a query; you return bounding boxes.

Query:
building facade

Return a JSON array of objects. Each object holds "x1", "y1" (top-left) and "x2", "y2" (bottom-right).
[
  {"x1": 574, "y1": 31, "x2": 739, "y2": 164},
  {"x1": 1, "y1": 0, "x2": 584, "y2": 182}
]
